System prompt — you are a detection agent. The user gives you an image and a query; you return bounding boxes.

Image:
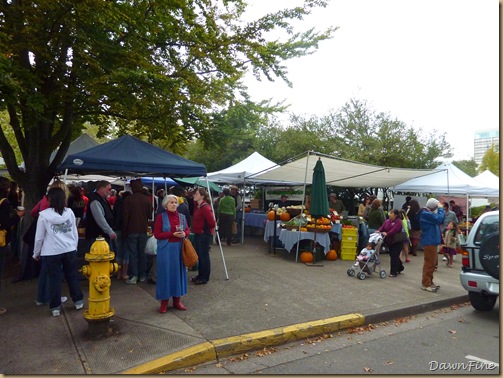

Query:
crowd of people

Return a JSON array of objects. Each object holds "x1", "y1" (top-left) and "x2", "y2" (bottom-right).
[
  {"x1": 359, "y1": 194, "x2": 463, "y2": 292},
  {"x1": 0, "y1": 177, "x2": 248, "y2": 316},
  {"x1": 0, "y1": 176, "x2": 491, "y2": 316}
]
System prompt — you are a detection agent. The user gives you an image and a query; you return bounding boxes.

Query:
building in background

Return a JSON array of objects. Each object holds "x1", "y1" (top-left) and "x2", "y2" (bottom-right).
[{"x1": 474, "y1": 129, "x2": 499, "y2": 165}]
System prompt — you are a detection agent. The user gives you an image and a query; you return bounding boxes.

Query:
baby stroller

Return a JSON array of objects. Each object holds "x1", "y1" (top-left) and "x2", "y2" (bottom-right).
[{"x1": 347, "y1": 233, "x2": 387, "y2": 280}]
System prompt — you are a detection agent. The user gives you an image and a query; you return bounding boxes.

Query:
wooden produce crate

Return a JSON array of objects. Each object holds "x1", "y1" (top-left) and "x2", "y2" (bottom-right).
[{"x1": 250, "y1": 199, "x2": 261, "y2": 209}]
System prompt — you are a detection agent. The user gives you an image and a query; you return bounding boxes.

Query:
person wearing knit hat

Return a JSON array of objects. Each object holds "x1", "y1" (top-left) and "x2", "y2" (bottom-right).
[
  {"x1": 417, "y1": 198, "x2": 445, "y2": 292},
  {"x1": 426, "y1": 198, "x2": 440, "y2": 210}
]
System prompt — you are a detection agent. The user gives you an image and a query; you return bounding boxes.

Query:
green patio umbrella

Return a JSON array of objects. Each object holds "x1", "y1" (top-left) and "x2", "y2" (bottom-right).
[
  {"x1": 310, "y1": 158, "x2": 330, "y2": 218},
  {"x1": 307, "y1": 158, "x2": 330, "y2": 266}
]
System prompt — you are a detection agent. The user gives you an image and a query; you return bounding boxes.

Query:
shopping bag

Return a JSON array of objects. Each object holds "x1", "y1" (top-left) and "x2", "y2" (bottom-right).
[
  {"x1": 457, "y1": 233, "x2": 466, "y2": 246},
  {"x1": 144, "y1": 235, "x2": 157, "y2": 255},
  {"x1": 182, "y1": 238, "x2": 198, "y2": 268},
  {"x1": 392, "y1": 230, "x2": 409, "y2": 244}
]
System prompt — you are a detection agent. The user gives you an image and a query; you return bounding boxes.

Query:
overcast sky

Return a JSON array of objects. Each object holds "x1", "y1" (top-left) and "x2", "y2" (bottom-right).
[{"x1": 242, "y1": 0, "x2": 499, "y2": 162}]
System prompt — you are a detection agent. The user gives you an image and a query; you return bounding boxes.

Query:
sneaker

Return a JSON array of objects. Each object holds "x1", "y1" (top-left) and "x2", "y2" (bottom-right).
[
  {"x1": 139, "y1": 276, "x2": 146, "y2": 282},
  {"x1": 126, "y1": 276, "x2": 137, "y2": 285},
  {"x1": 75, "y1": 301, "x2": 84, "y2": 310},
  {"x1": 35, "y1": 300, "x2": 46, "y2": 306},
  {"x1": 52, "y1": 309, "x2": 61, "y2": 317},
  {"x1": 61, "y1": 296, "x2": 68, "y2": 304},
  {"x1": 421, "y1": 285, "x2": 437, "y2": 292},
  {"x1": 442, "y1": 256, "x2": 447, "y2": 261}
]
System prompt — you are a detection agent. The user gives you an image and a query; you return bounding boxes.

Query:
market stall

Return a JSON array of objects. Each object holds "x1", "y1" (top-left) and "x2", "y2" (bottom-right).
[{"x1": 278, "y1": 229, "x2": 331, "y2": 255}]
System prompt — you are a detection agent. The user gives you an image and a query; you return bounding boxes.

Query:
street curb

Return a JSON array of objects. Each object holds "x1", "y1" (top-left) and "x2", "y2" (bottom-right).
[
  {"x1": 121, "y1": 296, "x2": 469, "y2": 374},
  {"x1": 363, "y1": 295, "x2": 469, "y2": 325},
  {"x1": 120, "y1": 313, "x2": 365, "y2": 374}
]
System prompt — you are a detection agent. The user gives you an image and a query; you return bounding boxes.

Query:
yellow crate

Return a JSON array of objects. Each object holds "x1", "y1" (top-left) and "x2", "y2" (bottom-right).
[
  {"x1": 341, "y1": 240, "x2": 357, "y2": 249},
  {"x1": 340, "y1": 246, "x2": 357, "y2": 260},
  {"x1": 340, "y1": 252, "x2": 357, "y2": 261},
  {"x1": 342, "y1": 227, "x2": 358, "y2": 237},
  {"x1": 342, "y1": 235, "x2": 357, "y2": 242}
]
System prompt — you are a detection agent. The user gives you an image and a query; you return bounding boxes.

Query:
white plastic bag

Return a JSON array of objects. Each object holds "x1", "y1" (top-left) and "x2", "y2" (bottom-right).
[{"x1": 145, "y1": 236, "x2": 157, "y2": 255}]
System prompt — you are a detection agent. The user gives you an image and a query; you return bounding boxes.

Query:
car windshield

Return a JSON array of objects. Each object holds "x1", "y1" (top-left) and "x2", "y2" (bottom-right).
[{"x1": 474, "y1": 214, "x2": 499, "y2": 245}]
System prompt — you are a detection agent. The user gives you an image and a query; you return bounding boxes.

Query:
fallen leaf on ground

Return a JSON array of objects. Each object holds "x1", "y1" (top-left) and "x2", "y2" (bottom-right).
[{"x1": 256, "y1": 347, "x2": 276, "y2": 357}]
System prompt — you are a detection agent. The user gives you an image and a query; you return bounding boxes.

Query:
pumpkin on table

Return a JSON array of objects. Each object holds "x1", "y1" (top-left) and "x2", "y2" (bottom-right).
[
  {"x1": 267, "y1": 210, "x2": 276, "y2": 221},
  {"x1": 279, "y1": 212, "x2": 290, "y2": 222}
]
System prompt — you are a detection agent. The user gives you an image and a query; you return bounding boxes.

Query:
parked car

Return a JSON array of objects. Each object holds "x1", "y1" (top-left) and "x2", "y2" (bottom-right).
[{"x1": 459, "y1": 210, "x2": 499, "y2": 311}]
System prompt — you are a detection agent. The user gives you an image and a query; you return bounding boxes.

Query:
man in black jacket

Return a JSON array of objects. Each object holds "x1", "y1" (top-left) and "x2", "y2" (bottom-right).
[{"x1": 85, "y1": 180, "x2": 116, "y2": 250}]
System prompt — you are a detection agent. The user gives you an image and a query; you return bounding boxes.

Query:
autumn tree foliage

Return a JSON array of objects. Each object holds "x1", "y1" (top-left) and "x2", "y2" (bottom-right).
[{"x1": 0, "y1": 0, "x2": 334, "y2": 208}]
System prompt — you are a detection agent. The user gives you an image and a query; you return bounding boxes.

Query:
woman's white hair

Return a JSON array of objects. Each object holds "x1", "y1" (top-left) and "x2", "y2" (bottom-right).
[{"x1": 162, "y1": 194, "x2": 179, "y2": 208}]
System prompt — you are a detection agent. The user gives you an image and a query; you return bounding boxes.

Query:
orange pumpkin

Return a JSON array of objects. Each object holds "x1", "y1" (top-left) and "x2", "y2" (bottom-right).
[
  {"x1": 267, "y1": 210, "x2": 276, "y2": 221},
  {"x1": 326, "y1": 249, "x2": 338, "y2": 261},
  {"x1": 279, "y1": 212, "x2": 291, "y2": 222},
  {"x1": 300, "y1": 252, "x2": 314, "y2": 263}
]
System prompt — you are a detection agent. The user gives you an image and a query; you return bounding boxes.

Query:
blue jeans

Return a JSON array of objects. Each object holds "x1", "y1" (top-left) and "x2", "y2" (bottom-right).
[
  {"x1": 126, "y1": 233, "x2": 149, "y2": 279},
  {"x1": 194, "y1": 233, "x2": 212, "y2": 283},
  {"x1": 111, "y1": 230, "x2": 127, "y2": 264},
  {"x1": 36, "y1": 262, "x2": 50, "y2": 304},
  {"x1": 43, "y1": 251, "x2": 83, "y2": 310}
]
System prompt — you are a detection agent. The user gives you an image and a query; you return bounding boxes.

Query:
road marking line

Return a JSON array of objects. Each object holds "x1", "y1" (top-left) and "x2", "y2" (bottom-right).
[{"x1": 465, "y1": 355, "x2": 499, "y2": 367}]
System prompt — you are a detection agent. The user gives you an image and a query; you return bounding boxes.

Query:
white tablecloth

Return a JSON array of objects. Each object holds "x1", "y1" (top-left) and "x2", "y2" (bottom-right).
[
  {"x1": 278, "y1": 229, "x2": 331, "y2": 255},
  {"x1": 263, "y1": 220, "x2": 282, "y2": 242}
]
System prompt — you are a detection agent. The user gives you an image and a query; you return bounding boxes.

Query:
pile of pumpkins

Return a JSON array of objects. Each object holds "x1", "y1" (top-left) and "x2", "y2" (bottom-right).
[{"x1": 267, "y1": 208, "x2": 290, "y2": 222}]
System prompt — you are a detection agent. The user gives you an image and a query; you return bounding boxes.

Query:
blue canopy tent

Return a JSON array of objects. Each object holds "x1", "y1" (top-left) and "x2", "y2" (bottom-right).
[
  {"x1": 57, "y1": 135, "x2": 206, "y2": 177},
  {"x1": 57, "y1": 134, "x2": 228, "y2": 279}
]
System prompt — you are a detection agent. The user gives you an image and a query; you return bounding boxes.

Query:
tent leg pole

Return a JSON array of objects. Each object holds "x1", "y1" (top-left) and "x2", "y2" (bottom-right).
[
  {"x1": 206, "y1": 176, "x2": 229, "y2": 280},
  {"x1": 241, "y1": 175, "x2": 245, "y2": 245}
]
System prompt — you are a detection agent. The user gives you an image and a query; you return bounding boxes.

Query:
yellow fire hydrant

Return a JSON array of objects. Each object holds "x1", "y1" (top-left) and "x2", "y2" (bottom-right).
[{"x1": 80, "y1": 237, "x2": 119, "y2": 324}]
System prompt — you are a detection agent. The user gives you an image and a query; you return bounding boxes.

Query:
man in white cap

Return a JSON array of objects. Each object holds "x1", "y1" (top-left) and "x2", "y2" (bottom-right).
[{"x1": 417, "y1": 198, "x2": 445, "y2": 292}]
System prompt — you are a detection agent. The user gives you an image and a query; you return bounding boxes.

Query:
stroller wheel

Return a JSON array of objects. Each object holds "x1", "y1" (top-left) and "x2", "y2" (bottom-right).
[
  {"x1": 379, "y1": 270, "x2": 387, "y2": 278},
  {"x1": 357, "y1": 272, "x2": 366, "y2": 280},
  {"x1": 347, "y1": 269, "x2": 355, "y2": 277}
]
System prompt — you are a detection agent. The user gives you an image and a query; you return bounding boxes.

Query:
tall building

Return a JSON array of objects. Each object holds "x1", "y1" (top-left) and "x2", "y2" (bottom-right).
[{"x1": 474, "y1": 129, "x2": 499, "y2": 165}]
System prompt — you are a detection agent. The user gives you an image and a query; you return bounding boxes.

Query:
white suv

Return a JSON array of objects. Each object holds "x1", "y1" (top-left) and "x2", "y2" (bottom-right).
[{"x1": 459, "y1": 210, "x2": 499, "y2": 311}]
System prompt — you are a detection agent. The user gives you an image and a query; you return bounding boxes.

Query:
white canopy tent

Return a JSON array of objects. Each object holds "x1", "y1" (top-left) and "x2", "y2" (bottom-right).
[
  {"x1": 247, "y1": 151, "x2": 438, "y2": 261},
  {"x1": 207, "y1": 152, "x2": 279, "y2": 244},
  {"x1": 248, "y1": 152, "x2": 435, "y2": 187},
  {"x1": 472, "y1": 170, "x2": 500, "y2": 196},
  {"x1": 393, "y1": 162, "x2": 498, "y2": 197},
  {"x1": 207, "y1": 152, "x2": 277, "y2": 184},
  {"x1": 393, "y1": 163, "x2": 499, "y2": 228}
]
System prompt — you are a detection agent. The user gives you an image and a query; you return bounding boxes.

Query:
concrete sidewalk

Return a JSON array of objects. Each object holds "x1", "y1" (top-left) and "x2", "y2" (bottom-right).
[{"x1": 0, "y1": 236, "x2": 468, "y2": 374}]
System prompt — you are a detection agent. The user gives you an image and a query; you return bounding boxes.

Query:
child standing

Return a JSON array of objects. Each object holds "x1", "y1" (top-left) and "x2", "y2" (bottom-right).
[{"x1": 441, "y1": 221, "x2": 459, "y2": 267}]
